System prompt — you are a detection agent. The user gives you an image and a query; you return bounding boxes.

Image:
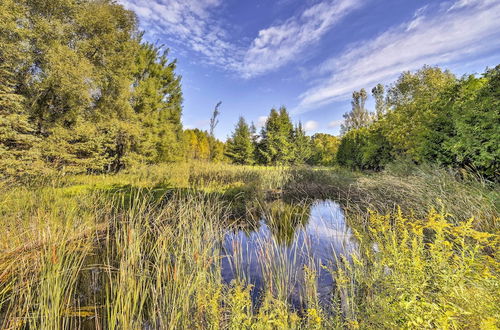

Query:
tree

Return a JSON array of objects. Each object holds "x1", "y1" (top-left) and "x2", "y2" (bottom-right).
[
  {"x1": 361, "y1": 121, "x2": 393, "y2": 170},
  {"x1": 372, "y1": 84, "x2": 387, "y2": 119},
  {"x1": 132, "y1": 43, "x2": 184, "y2": 163},
  {"x1": 309, "y1": 133, "x2": 340, "y2": 166},
  {"x1": 209, "y1": 137, "x2": 227, "y2": 163},
  {"x1": 184, "y1": 129, "x2": 210, "y2": 161},
  {"x1": 0, "y1": 0, "x2": 187, "y2": 178},
  {"x1": 336, "y1": 128, "x2": 369, "y2": 169},
  {"x1": 225, "y1": 117, "x2": 254, "y2": 165},
  {"x1": 209, "y1": 101, "x2": 222, "y2": 160},
  {"x1": 209, "y1": 102, "x2": 222, "y2": 137},
  {"x1": 445, "y1": 67, "x2": 500, "y2": 178},
  {"x1": 341, "y1": 89, "x2": 371, "y2": 134},
  {"x1": 258, "y1": 107, "x2": 294, "y2": 165},
  {"x1": 384, "y1": 66, "x2": 456, "y2": 160},
  {"x1": 291, "y1": 122, "x2": 311, "y2": 164}
]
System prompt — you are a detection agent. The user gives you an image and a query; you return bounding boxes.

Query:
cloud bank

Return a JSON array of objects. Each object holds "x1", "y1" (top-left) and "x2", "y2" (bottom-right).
[
  {"x1": 120, "y1": 0, "x2": 361, "y2": 76},
  {"x1": 296, "y1": 0, "x2": 500, "y2": 112}
]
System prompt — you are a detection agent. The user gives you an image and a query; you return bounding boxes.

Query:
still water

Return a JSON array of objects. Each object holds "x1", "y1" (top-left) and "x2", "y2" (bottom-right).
[{"x1": 222, "y1": 200, "x2": 356, "y2": 308}]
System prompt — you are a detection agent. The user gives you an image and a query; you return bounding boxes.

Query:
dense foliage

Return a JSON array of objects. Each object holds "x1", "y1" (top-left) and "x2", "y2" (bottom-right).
[
  {"x1": 225, "y1": 117, "x2": 254, "y2": 165},
  {"x1": 222, "y1": 66, "x2": 498, "y2": 178},
  {"x1": 336, "y1": 66, "x2": 499, "y2": 179},
  {"x1": 1, "y1": 0, "x2": 498, "y2": 181},
  {"x1": 0, "y1": 0, "x2": 185, "y2": 179},
  {"x1": 1, "y1": 1, "x2": 498, "y2": 329}
]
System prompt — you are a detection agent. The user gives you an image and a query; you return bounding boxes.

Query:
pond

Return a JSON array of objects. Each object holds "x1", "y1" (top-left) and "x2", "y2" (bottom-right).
[{"x1": 222, "y1": 199, "x2": 357, "y2": 308}]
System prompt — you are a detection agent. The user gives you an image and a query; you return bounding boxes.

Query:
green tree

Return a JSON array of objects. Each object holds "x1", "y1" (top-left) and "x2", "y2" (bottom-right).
[
  {"x1": 225, "y1": 117, "x2": 254, "y2": 165},
  {"x1": 258, "y1": 107, "x2": 294, "y2": 165},
  {"x1": 445, "y1": 67, "x2": 500, "y2": 178},
  {"x1": 0, "y1": 0, "x2": 44, "y2": 179},
  {"x1": 132, "y1": 43, "x2": 184, "y2": 163},
  {"x1": 336, "y1": 128, "x2": 369, "y2": 169},
  {"x1": 384, "y1": 66, "x2": 456, "y2": 160},
  {"x1": 341, "y1": 89, "x2": 371, "y2": 134},
  {"x1": 0, "y1": 0, "x2": 186, "y2": 177},
  {"x1": 372, "y1": 83, "x2": 387, "y2": 119},
  {"x1": 291, "y1": 122, "x2": 311, "y2": 165},
  {"x1": 361, "y1": 121, "x2": 393, "y2": 170},
  {"x1": 309, "y1": 133, "x2": 340, "y2": 166}
]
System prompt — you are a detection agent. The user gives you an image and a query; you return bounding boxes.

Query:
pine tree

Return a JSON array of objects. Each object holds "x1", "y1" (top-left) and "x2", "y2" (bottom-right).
[
  {"x1": 292, "y1": 122, "x2": 311, "y2": 164},
  {"x1": 132, "y1": 43, "x2": 184, "y2": 163},
  {"x1": 225, "y1": 117, "x2": 254, "y2": 165},
  {"x1": 249, "y1": 122, "x2": 261, "y2": 163},
  {"x1": 258, "y1": 107, "x2": 294, "y2": 165}
]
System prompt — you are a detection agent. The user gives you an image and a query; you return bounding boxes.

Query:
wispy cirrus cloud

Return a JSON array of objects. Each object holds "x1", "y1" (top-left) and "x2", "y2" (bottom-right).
[
  {"x1": 236, "y1": 0, "x2": 362, "y2": 78},
  {"x1": 120, "y1": 0, "x2": 363, "y2": 77},
  {"x1": 119, "y1": 0, "x2": 240, "y2": 67},
  {"x1": 295, "y1": 0, "x2": 500, "y2": 112}
]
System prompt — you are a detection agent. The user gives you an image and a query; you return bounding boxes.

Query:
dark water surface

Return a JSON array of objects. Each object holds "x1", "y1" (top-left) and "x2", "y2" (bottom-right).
[{"x1": 222, "y1": 200, "x2": 356, "y2": 308}]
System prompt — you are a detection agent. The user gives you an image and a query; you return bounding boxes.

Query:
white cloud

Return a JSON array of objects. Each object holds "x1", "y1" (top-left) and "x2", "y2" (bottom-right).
[
  {"x1": 296, "y1": 0, "x2": 500, "y2": 112},
  {"x1": 304, "y1": 120, "x2": 319, "y2": 132},
  {"x1": 237, "y1": 0, "x2": 362, "y2": 78},
  {"x1": 121, "y1": 0, "x2": 362, "y2": 77},
  {"x1": 119, "y1": 0, "x2": 239, "y2": 67},
  {"x1": 328, "y1": 120, "x2": 343, "y2": 128},
  {"x1": 257, "y1": 116, "x2": 268, "y2": 128}
]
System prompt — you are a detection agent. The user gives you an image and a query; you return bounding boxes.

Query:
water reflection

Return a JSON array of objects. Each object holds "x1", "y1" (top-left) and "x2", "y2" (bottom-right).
[{"x1": 222, "y1": 199, "x2": 356, "y2": 308}]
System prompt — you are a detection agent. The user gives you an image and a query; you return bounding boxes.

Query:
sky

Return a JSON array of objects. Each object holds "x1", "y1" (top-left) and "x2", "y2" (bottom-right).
[{"x1": 119, "y1": 0, "x2": 500, "y2": 140}]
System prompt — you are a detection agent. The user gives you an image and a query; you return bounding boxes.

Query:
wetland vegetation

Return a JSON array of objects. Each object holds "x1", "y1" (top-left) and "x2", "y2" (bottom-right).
[
  {"x1": 1, "y1": 0, "x2": 499, "y2": 328},
  {"x1": 0, "y1": 163, "x2": 498, "y2": 328}
]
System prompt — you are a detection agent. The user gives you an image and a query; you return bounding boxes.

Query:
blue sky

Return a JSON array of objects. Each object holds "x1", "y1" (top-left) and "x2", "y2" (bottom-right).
[{"x1": 119, "y1": 0, "x2": 500, "y2": 140}]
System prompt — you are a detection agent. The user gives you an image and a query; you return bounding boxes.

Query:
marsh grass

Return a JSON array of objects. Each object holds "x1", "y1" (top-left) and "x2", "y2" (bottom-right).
[{"x1": 0, "y1": 162, "x2": 498, "y2": 328}]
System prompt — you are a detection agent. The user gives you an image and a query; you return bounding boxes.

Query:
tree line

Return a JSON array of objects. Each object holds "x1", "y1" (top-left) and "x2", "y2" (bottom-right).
[
  {"x1": 224, "y1": 65, "x2": 499, "y2": 179},
  {"x1": 224, "y1": 107, "x2": 340, "y2": 166},
  {"x1": 0, "y1": 0, "x2": 233, "y2": 180},
  {"x1": 336, "y1": 65, "x2": 499, "y2": 179},
  {"x1": 1, "y1": 0, "x2": 498, "y2": 180}
]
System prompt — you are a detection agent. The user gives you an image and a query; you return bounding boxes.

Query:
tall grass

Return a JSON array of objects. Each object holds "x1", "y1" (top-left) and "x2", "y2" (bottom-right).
[{"x1": 0, "y1": 162, "x2": 498, "y2": 328}]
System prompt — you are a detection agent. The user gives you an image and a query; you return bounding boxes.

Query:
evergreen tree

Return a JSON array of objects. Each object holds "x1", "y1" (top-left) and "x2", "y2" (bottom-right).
[
  {"x1": 291, "y1": 122, "x2": 311, "y2": 164},
  {"x1": 249, "y1": 122, "x2": 261, "y2": 164},
  {"x1": 225, "y1": 117, "x2": 254, "y2": 165},
  {"x1": 258, "y1": 107, "x2": 294, "y2": 165},
  {"x1": 132, "y1": 43, "x2": 184, "y2": 164}
]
